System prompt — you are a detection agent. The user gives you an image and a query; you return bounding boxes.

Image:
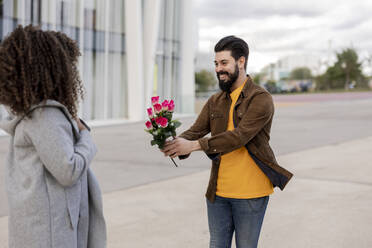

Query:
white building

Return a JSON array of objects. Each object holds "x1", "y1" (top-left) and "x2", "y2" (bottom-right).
[
  {"x1": 261, "y1": 54, "x2": 323, "y2": 82},
  {"x1": 0, "y1": 0, "x2": 195, "y2": 122}
]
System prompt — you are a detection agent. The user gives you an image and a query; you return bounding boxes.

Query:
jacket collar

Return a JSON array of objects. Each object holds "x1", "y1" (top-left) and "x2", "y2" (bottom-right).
[
  {"x1": 224, "y1": 74, "x2": 253, "y2": 99},
  {"x1": 0, "y1": 100, "x2": 78, "y2": 138}
]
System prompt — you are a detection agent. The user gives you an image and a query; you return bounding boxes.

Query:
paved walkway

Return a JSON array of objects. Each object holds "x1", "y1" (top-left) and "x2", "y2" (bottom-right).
[
  {"x1": 0, "y1": 92, "x2": 371, "y2": 247},
  {"x1": 1, "y1": 136, "x2": 371, "y2": 247}
]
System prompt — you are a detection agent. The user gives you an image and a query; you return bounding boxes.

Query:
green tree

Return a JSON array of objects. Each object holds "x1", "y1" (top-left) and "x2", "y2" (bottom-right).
[
  {"x1": 316, "y1": 66, "x2": 343, "y2": 90},
  {"x1": 252, "y1": 73, "x2": 262, "y2": 85},
  {"x1": 290, "y1": 67, "x2": 312, "y2": 80},
  {"x1": 195, "y1": 70, "x2": 217, "y2": 92},
  {"x1": 366, "y1": 53, "x2": 372, "y2": 78},
  {"x1": 264, "y1": 80, "x2": 278, "y2": 93},
  {"x1": 335, "y1": 48, "x2": 365, "y2": 89},
  {"x1": 316, "y1": 48, "x2": 366, "y2": 90}
]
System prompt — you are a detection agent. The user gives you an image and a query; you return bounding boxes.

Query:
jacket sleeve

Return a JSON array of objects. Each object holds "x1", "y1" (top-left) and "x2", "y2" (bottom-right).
[
  {"x1": 198, "y1": 92, "x2": 273, "y2": 155},
  {"x1": 25, "y1": 108, "x2": 97, "y2": 187},
  {"x1": 178, "y1": 97, "x2": 211, "y2": 159}
]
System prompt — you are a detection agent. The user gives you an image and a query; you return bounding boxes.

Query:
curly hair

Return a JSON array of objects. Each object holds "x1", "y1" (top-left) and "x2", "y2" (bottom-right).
[{"x1": 0, "y1": 25, "x2": 84, "y2": 118}]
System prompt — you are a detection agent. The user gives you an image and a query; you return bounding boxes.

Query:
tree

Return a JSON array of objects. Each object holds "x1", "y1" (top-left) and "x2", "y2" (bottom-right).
[
  {"x1": 335, "y1": 48, "x2": 364, "y2": 89},
  {"x1": 290, "y1": 67, "x2": 312, "y2": 80},
  {"x1": 264, "y1": 80, "x2": 278, "y2": 94},
  {"x1": 316, "y1": 48, "x2": 367, "y2": 90},
  {"x1": 316, "y1": 65, "x2": 343, "y2": 90},
  {"x1": 365, "y1": 53, "x2": 372, "y2": 78},
  {"x1": 252, "y1": 73, "x2": 262, "y2": 85},
  {"x1": 195, "y1": 70, "x2": 217, "y2": 92}
]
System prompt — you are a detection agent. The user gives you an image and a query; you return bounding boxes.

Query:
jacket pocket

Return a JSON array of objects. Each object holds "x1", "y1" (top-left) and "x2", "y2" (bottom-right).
[
  {"x1": 210, "y1": 112, "x2": 223, "y2": 120},
  {"x1": 210, "y1": 111, "x2": 225, "y2": 134},
  {"x1": 65, "y1": 179, "x2": 82, "y2": 229}
]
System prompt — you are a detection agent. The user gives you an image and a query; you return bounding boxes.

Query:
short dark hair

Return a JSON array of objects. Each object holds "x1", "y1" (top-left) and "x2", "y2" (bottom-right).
[{"x1": 214, "y1": 35, "x2": 249, "y2": 69}]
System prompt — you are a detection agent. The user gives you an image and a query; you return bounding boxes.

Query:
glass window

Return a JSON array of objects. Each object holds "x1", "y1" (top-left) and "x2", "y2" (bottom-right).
[{"x1": 107, "y1": 0, "x2": 126, "y2": 119}]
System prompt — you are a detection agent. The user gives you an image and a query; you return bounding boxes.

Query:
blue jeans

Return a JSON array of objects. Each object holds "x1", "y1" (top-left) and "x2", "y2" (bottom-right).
[{"x1": 207, "y1": 195, "x2": 269, "y2": 248}]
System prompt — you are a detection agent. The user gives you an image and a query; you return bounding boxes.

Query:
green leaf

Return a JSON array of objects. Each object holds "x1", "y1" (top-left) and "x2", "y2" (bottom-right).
[
  {"x1": 151, "y1": 140, "x2": 157, "y2": 146},
  {"x1": 145, "y1": 129, "x2": 154, "y2": 134},
  {"x1": 157, "y1": 139, "x2": 165, "y2": 149},
  {"x1": 164, "y1": 113, "x2": 172, "y2": 120},
  {"x1": 164, "y1": 131, "x2": 172, "y2": 138},
  {"x1": 173, "y1": 120, "x2": 182, "y2": 128}
]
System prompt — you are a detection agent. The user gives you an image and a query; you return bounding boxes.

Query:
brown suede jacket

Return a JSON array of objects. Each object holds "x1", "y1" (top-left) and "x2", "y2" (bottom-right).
[{"x1": 179, "y1": 75, "x2": 293, "y2": 202}]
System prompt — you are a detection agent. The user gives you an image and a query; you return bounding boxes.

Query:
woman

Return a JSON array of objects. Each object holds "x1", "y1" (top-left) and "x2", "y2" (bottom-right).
[{"x1": 0, "y1": 25, "x2": 106, "y2": 248}]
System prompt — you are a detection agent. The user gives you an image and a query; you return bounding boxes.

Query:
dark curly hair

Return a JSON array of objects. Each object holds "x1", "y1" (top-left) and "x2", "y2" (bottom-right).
[{"x1": 0, "y1": 25, "x2": 84, "y2": 118}]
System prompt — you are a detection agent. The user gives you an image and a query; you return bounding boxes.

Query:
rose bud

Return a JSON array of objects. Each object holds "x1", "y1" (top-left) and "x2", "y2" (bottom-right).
[
  {"x1": 168, "y1": 100, "x2": 175, "y2": 112},
  {"x1": 145, "y1": 121, "x2": 153, "y2": 130},
  {"x1": 147, "y1": 107, "x2": 154, "y2": 118},
  {"x1": 151, "y1": 96, "x2": 160, "y2": 105},
  {"x1": 154, "y1": 103, "x2": 162, "y2": 114},
  {"x1": 161, "y1": 100, "x2": 169, "y2": 111}
]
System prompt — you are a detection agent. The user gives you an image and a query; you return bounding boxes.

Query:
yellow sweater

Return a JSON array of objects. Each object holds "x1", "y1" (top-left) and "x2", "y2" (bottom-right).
[{"x1": 216, "y1": 80, "x2": 274, "y2": 199}]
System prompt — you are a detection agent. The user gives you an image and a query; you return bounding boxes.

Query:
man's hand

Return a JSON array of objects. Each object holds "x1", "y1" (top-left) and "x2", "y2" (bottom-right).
[{"x1": 161, "y1": 137, "x2": 201, "y2": 158}]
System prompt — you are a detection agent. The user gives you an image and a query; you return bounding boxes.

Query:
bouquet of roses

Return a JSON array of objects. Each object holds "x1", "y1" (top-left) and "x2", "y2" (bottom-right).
[{"x1": 145, "y1": 96, "x2": 181, "y2": 167}]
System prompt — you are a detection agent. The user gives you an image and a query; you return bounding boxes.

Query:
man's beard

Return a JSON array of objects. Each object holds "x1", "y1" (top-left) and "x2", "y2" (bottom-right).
[{"x1": 217, "y1": 64, "x2": 239, "y2": 93}]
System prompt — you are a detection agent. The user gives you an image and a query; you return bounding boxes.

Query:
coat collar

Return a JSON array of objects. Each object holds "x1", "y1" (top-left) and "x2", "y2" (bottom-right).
[
  {"x1": 0, "y1": 100, "x2": 79, "y2": 138},
  {"x1": 224, "y1": 74, "x2": 253, "y2": 99}
]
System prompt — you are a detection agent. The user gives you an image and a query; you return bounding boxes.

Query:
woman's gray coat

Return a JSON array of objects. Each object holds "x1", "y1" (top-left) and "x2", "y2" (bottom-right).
[{"x1": 0, "y1": 100, "x2": 106, "y2": 248}]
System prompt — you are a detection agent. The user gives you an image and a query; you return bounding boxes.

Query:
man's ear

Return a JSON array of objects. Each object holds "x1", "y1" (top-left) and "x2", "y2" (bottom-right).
[{"x1": 239, "y1": 56, "x2": 245, "y2": 70}]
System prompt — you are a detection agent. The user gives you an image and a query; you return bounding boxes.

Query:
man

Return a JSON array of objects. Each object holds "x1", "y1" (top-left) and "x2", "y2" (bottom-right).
[{"x1": 162, "y1": 35, "x2": 293, "y2": 248}]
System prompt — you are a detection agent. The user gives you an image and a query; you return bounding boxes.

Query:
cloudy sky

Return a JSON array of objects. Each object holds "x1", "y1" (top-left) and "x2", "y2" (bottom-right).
[{"x1": 194, "y1": 0, "x2": 372, "y2": 73}]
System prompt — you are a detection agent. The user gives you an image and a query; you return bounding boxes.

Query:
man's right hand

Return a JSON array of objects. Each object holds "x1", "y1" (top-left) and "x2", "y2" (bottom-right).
[{"x1": 161, "y1": 137, "x2": 201, "y2": 158}]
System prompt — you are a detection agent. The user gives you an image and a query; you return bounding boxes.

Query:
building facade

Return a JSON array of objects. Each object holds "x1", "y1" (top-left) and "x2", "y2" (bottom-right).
[
  {"x1": 0, "y1": 0, "x2": 195, "y2": 122},
  {"x1": 261, "y1": 54, "x2": 322, "y2": 83}
]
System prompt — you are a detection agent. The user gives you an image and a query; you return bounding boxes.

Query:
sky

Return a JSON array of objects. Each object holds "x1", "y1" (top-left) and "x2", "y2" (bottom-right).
[{"x1": 194, "y1": 0, "x2": 372, "y2": 73}]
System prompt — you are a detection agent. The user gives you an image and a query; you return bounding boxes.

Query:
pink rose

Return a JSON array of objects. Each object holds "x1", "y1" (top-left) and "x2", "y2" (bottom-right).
[
  {"x1": 160, "y1": 117, "x2": 168, "y2": 128},
  {"x1": 155, "y1": 117, "x2": 168, "y2": 128},
  {"x1": 153, "y1": 103, "x2": 162, "y2": 114},
  {"x1": 147, "y1": 107, "x2": 154, "y2": 118},
  {"x1": 161, "y1": 100, "x2": 169, "y2": 110},
  {"x1": 168, "y1": 100, "x2": 175, "y2": 112},
  {"x1": 151, "y1": 96, "x2": 160, "y2": 105},
  {"x1": 145, "y1": 121, "x2": 153, "y2": 130}
]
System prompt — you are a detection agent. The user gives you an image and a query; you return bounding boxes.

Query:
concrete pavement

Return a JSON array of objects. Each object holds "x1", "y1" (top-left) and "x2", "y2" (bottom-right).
[
  {"x1": 0, "y1": 92, "x2": 371, "y2": 247},
  {"x1": 1, "y1": 135, "x2": 371, "y2": 247}
]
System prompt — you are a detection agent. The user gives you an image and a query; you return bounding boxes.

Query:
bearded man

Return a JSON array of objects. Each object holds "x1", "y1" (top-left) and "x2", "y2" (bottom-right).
[{"x1": 162, "y1": 35, "x2": 293, "y2": 248}]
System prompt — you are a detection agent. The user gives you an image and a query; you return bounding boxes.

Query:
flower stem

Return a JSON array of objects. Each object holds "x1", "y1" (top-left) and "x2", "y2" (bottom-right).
[
  {"x1": 170, "y1": 136, "x2": 178, "y2": 167},
  {"x1": 170, "y1": 157, "x2": 178, "y2": 167}
]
